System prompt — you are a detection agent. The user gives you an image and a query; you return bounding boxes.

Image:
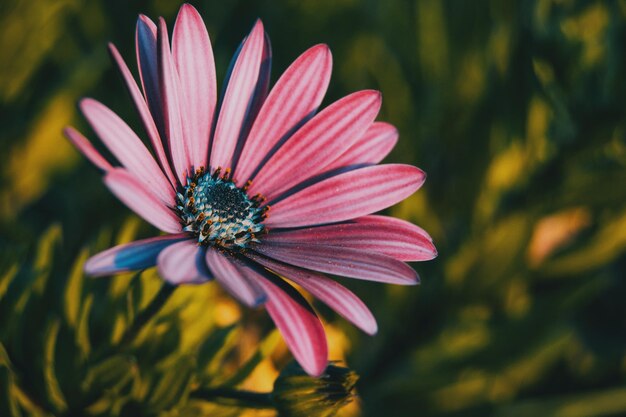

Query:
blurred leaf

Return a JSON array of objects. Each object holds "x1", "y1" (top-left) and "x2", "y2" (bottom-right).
[
  {"x1": 146, "y1": 355, "x2": 196, "y2": 411},
  {"x1": 64, "y1": 249, "x2": 86, "y2": 328},
  {"x1": 496, "y1": 385, "x2": 626, "y2": 417},
  {"x1": 197, "y1": 324, "x2": 240, "y2": 379},
  {"x1": 0, "y1": 366, "x2": 22, "y2": 417},
  {"x1": 220, "y1": 329, "x2": 280, "y2": 387},
  {"x1": 43, "y1": 318, "x2": 66, "y2": 413}
]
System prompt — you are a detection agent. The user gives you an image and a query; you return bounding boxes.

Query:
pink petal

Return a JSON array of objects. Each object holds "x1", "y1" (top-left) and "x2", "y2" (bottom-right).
[
  {"x1": 158, "y1": 17, "x2": 191, "y2": 184},
  {"x1": 266, "y1": 164, "x2": 426, "y2": 228},
  {"x1": 135, "y1": 15, "x2": 164, "y2": 135},
  {"x1": 248, "y1": 253, "x2": 377, "y2": 335},
  {"x1": 263, "y1": 215, "x2": 437, "y2": 262},
  {"x1": 63, "y1": 127, "x2": 113, "y2": 172},
  {"x1": 249, "y1": 90, "x2": 382, "y2": 201},
  {"x1": 205, "y1": 250, "x2": 266, "y2": 307},
  {"x1": 104, "y1": 168, "x2": 181, "y2": 234},
  {"x1": 172, "y1": 4, "x2": 216, "y2": 170},
  {"x1": 237, "y1": 31, "x2": 272, "y2": 148},
  {"x1": 85, "y1": 234, "x2": 187, "y2": 277},
  {"x1": 256, "y1": 272, "x2": 328, "y2": 376},
  {"x1": 108, "y1": 43, "x2": 176, "y2": 186},
  {"x1": 330, "y1": 121, "x2": 398, "y2": 168},
  {"x1": 210, "y1": 20, "x2": 265, "y2": 171},
  {"x1": 354, "y1": 214, "x2": 434, "y2": 242},
  {"x1": 157, "y1": 240, "x2": 210, "y2": 285},
  {"x1": 79, "y1": 98, "x2": 174, "y2": 205},
  {"x1": 234, "y1": 44, "x2": 332, "y2": 183},
  {"x1": 253, "y1": 243, "x2": 419, "y2": 285}
]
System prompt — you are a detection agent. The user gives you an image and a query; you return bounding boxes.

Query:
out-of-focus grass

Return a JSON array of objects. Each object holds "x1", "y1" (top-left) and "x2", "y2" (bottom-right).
[{"x1": 0, "y1": 0, "x2": 625, "y2": 416}]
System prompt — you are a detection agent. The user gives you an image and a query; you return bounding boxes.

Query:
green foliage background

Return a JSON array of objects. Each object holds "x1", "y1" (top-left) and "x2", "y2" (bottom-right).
[{"x1": 1, "y1": 0, "x2": 626, "y2": 416}]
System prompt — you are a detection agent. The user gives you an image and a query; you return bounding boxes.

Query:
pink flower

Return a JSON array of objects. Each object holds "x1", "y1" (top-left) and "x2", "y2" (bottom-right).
[{"x1": 65, "y1": 4, "x2": 437, "y2": 376}]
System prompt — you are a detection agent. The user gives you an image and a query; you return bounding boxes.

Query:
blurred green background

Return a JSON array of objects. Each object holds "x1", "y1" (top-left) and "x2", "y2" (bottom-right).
[{"x1": 1, "y1": 0, "x2": 626, "y2": 416}]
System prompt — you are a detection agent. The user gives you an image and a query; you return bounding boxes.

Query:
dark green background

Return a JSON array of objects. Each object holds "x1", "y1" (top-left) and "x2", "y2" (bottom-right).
[{"x1": 1, "y1": 0, "x2": 626, "y2": 416}]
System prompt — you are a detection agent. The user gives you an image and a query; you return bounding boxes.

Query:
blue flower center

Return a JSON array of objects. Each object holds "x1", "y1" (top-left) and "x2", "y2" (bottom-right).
[{"x1": 176, "y1": 167, "x2": 267, "y2": 250}]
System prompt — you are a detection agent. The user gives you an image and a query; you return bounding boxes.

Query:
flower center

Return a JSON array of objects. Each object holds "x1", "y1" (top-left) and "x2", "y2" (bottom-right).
[{"x1": 176, "y1": 167, "x2": 267, "y2": 250}]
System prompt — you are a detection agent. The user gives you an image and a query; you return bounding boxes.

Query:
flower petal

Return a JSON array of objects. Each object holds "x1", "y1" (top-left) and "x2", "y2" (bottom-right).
[
  {"x1": 249, "y1": 90, "x2": 382, "y2": 201},
  {"x1": 205, "y1": 250, "x2": 266, "y2": 307},
  {"x1": 79, "y1": 98, "x2": 174, "y2": 204},
  {"x1": 108, "y1": 43, "x2": 176, "y2": 186},
  {"x1": 248, "y1": 253, "x2": 377, "y2": 335},
  {"x1": 157, "y1": 240, "x2": 211, "y2": 285},
  {"x1": 172, "y1": 4, "x2": 216, "y2": 170},
  {"x1": 135, "y1": 14, "x2": 164, "y2": 135},
  {"x1": 234, "y1": 44, "x2": 332, "y2": 183},
  {"x1": 253, "y1": 243, "x2": 419, "y2": 285},
  {"x1": 63, "y1": 127, "x2": 113, "y2": 172},
  {"x1": 210, "y1": 20, "x2": 266, "y2": 171},
  {"x1": 263, "y1": 215, "x2": 437, "y2": 262},
  {"x1": 266, "y1": 164, "x2": 426, "y2": 228},
  {"x1": 237, "y1": 32, "x2": 272, "y2": 153},
  {"x1": 256, "y1": 271, "x2": 328, "y2": 376},
  {"x1": 104, "y1": 168, "x2": 181, "y2": 234},
  {"x1": 330, "y1": 121, "x2": 398, "y2": 169},
  {"x1": 85, "y1": 234, "x2": 187, "y2": 277},
  {"x1": 158, "y1": 17, "x2": 191, "y2": 184}
]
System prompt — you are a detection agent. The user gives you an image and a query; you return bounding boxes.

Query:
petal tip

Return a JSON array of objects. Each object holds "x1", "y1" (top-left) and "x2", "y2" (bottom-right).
[
  {"x1": 84, "y1": 255, "x2": 106, "y2": 277},
  {"x1": 364, "y1": 321, "x2": 379, "y2": 336},
  {"x1": 180, "y1": 3, "x2": 197, "y2": 12},
  {"x1": 137, "y1": 14, "x2": 154, "y2": 28},
  {"x1": 302, "y1": 358, "x2": 328, "y2": 377}
]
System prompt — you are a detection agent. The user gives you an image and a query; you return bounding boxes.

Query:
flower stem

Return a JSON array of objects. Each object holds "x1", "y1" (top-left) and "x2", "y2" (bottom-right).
[
  {"x1": 190, "y1": 387, "x2": 274, "y2": 409},
  {"x1": 117, "y1": 282, "x2": 176, "y2": 349},
  {"x1": 89, "y1": 282, "x2": 176, "y2": 365}
]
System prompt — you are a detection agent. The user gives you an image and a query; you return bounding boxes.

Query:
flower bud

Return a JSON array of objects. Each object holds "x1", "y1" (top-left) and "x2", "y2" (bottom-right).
[{"x1": 272, "y1": 362, "x2": 358, "y2": 417}]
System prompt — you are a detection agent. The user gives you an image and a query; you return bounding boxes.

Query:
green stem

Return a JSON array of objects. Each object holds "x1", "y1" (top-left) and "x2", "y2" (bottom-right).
[
  {"x1": 89, "y1": 282, "x2": 176, "y2": 365},
  {"x1": 190, "y1": 387, "x2": 274, "y2": 409},
  {"x1": 117, "y1": 282, "x2": 176, "y2": 349}
]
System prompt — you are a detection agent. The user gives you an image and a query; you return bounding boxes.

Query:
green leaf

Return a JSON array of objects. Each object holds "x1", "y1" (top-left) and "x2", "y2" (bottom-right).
[
  {"x1": 146, "y1": 355, "x2": 196, "y2": 411},
  {"x1": 197, "y1": 324, "x2": 239, "y2": 378},
  {"x1": 82, "y1": 354, "x2": 136, "y2": 394},
  {"x1": 43, "y1": 318, "x2": 66, "y2": 413},
  {"x1": 0, "y1": 366, "x2": 22, "y2": 417},
  {"x1": 64, "y1": 249, "x2": 86, "y2": 328}
]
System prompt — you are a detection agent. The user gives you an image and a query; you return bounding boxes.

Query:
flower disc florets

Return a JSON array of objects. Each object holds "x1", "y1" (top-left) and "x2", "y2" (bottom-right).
[{"x1": 176, "y1": 167, "x2": 267, "y2": 250}]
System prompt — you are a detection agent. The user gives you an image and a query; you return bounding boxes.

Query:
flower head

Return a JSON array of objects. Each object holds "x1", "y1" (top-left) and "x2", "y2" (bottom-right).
[{"x1": 65, "y1": 3, "x2": 437, "y2": 376}]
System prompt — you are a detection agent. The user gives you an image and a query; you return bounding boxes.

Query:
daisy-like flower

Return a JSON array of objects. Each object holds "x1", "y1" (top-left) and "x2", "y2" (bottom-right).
[{"x1": 65, "y1": 4, "x2": 437, "y2": 376}]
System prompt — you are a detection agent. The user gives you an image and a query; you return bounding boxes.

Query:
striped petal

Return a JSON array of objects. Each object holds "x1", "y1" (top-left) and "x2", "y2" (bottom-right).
[
  {"x1": 79, "y1": 98, "x2": 174, "y2": 204},
  {"x1": 135, "y1": 15, "x2": 164, "y2": 135},
  {"x1": 63, "y1": 127, "x2": 113, "y2": 172},
  {"x1": 266, "y1": 164, "x2": 425, "y2": 228},
  {"x1": 237, "y1": 32, "x2": 272, "y2": 153},
  {"x1": 104, "y1": 169, "x2": 181, "y2": 234},
  {"x1": 108, "y1": 43, "x2": 176, "y2": 186},
  {"x1": 253, "y1": 243, "x2": 419, "y2": 285},
  {"x1": 158, "y1": 17, "x2": 190, "y2": 184},
  {"x1": 157, "y1": 240, "x2": 211, "y2": 285},
  {"x1": 205, "y1": 250, "x2": 266, "y2": 307},
  {"x1": 256, "y1": 272, "x2": 328, "y2": 376},
  {"x1": 210, "y1": 20, "x2": 265, "y2": 171},
  {"x1": 85, "y1": 234, "x2": 187, "y2": 277},
  {"x1": 248, "y1": 254, "x2": 377, "y2": 335},
  {"x1": 263, "y1": 215, "x2": 437, "y2": 262},
  {"x1": 235, "y1": 44, "x2": 332, "y2": 182},
  {"x1": 330, "y1": 121, "x2": 398, "y2": 169},
  {"x1": 172, "y1": 4, "x2": 216, "y2": 170},
  {"x1": 249, "y1": 90, "x2": 382, "y2": 201}
]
